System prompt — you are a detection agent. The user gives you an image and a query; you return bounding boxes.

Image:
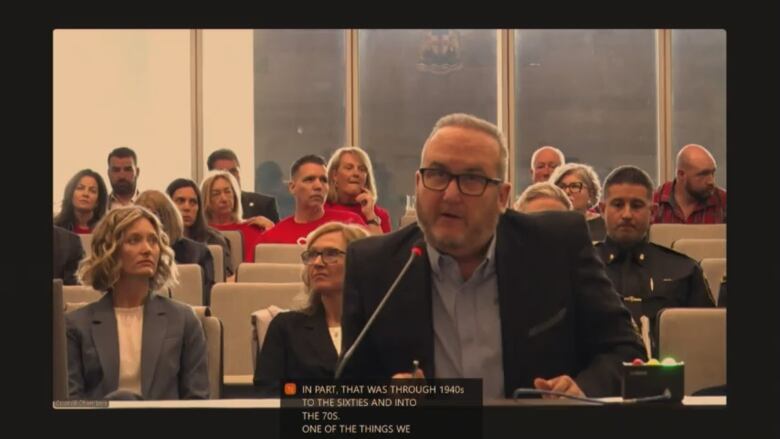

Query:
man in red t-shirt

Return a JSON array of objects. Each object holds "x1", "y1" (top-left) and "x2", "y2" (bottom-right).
[{"x1": 259, "y1": 155, "x2": 367, "y2": 245}]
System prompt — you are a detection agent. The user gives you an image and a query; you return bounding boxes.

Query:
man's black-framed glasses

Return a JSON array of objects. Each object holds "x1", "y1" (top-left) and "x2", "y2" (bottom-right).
[
  {"x1": 301, "y1": 248, "x2": 346, "y2": 265},
  {"x1": 419, "y1": 168, "x2": 503, "y2": 196}
]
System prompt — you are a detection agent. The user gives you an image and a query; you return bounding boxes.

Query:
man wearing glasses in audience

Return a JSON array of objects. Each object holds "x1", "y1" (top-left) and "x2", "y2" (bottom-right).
[{"x1": 341, "y1": 113, "x2": 644, "y2": 400}]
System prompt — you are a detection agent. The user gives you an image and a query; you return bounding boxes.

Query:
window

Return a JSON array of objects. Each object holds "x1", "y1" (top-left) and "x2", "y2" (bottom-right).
[
  {"x1": 514, "y1": 30, "x2": 658, "y2": 196},
  {"x1": 251, "y1": 30, "x2": 347, "y2": 218},
  {"x1": 358, "y1": 29, "x2": 498, "y2": 224},
  {"x1": 671, "y1": 29, "x2": 726, "y2": 188}
]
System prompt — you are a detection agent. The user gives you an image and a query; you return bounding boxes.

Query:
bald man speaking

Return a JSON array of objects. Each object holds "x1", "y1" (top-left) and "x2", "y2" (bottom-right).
[{"x1": 653, "y1": 144, "x2": 726, "y2": 224}]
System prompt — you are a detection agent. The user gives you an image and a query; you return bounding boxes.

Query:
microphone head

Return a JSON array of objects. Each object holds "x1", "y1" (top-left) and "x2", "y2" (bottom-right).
[{"x1": 411, "y1": 239, "x2": 426, "y2": 257}]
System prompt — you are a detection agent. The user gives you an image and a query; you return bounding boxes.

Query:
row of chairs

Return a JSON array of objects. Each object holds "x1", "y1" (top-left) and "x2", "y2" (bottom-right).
[
  {"x1": 53, "y1": 281, "x2": 726, "y2": 399},
  {"x1": 77, "y1": 223, "x2": 725, "y2": 276},
  {"x1": 672, "y1": 238, "x2": 725, "y2": 262},
  {"x1": 61, "y1": 261, "x2": 305, "y2": 305},
  {"x1": 62, "y1": 256, "x2": 727, "y2": 310},
  {"x1": 397, "y1": 214, "x2": 726, "y2": 246},
  {"x1": 56, "y1": 278, "x2": 725, "y2": 397}
]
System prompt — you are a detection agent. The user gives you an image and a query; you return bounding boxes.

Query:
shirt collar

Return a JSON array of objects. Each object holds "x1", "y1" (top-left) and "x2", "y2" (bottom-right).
[
  {"x1": 109, "y1": 189, "x2": 140, "y2": 206},
  {"x1": 426, "y1": 233, "x2": 498, "y2": 279},
  {"x1": 667, "y1": 179, "x2": 721, "y2": 209},
  {"x1": 602, "y1": 235, "x2": 649, "y2": 265}
]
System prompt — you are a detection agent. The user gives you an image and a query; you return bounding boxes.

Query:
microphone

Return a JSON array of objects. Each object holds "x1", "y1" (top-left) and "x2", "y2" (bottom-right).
[
  {"x1": 334, "y1": 239, "x2": 426, "y2": 379},
  {"x1": 511, "y1": 388, "x2": 672, "y2": 404}
]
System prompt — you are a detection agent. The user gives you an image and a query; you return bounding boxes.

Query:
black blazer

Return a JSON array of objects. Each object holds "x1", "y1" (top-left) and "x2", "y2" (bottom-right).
[
  {"x1": 172, "y1": 238, "x2": 215, "y2": 306},
  {"x1": 253, "y1": 307, "x2": 339, "y2": 397},
  {"x1": 53, "y1": 225, "x2": 84, "y2": 285},
  {"x1": 341, "y1": 210, "x2": 645, "y2": 397},
  {"x1": 241, "y1": 191, "x2": 280, "y2": 223}
]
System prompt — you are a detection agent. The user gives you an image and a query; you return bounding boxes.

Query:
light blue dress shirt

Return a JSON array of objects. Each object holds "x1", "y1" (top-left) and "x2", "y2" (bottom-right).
[{"x1": 427, "y1": 235, "x2": 504, "y2": 399}]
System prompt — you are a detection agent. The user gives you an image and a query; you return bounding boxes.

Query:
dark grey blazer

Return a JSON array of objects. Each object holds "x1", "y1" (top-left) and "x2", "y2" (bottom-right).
[
  {"x1": 341, "y1": 210, "x2": 646, "y2": 397},
  {"x1": 65, "y1": 292, "x2": 209, "y2": 400},
  {"x1": 241, "y1": 191, "x2": 280, "y2": 223}
]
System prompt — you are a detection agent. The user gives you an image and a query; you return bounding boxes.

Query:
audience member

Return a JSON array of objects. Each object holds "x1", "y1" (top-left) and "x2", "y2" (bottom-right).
[
  {"x1": 207, "y1": 148, "x2": 280, "y2": 223},
  {"x1": 550, "y1": 163, "x2": 606, "y2": 240},
  {"x1": 254, "y1": 222, "x2": 369, "y2": 396},
  {"x1": 66, "y1": 206, "x2": 209, "y2": 400},
  {"x1": 530, "y1": 145, "x2": 565, "y2": 183},
  {"x1": 595, "y1": 165, "x2": 715, "y2": 355},
  {"x1": 258, "y1": 155, "x2": 366, "y2": 245},
  {"x1": 201, "y1": 170, "x2": 267, "y2": 263},
  {"x1": 326, "y1": 146, "x2": 391, "y2": 234},
  {"x1": 135, "y1": 190, "x2": 215, "y2": 305},
  {"x1": 107, "y1": 147, "x2": 141, "y2": 209},
  {"x1": 54, "y1": 169, "x2": 108, "y2": 234},
  {"x1": 167, "y1": 178, "x2": 234, "y2": 279},
  {"x1": 653, "y1": 144, "x2": 726, "y2": 224},
  {"x1": 513, "y1": 182, "x2": 572, "y2": 213}
]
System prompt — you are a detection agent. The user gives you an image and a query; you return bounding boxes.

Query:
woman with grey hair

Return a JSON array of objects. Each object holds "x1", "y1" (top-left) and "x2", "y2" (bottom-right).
[
  {"x1": 66, "y1": 205, "x2": 209, "y2": 400},
  {"x1": 514, "y1": 182, "x2": 573, "y2": 213},
  {"x1": 550, "y1": 163, "x2": 606, "y2": 241},
  {"x1": 253, "y1": 221, "x2": 369, "y2": 396}
]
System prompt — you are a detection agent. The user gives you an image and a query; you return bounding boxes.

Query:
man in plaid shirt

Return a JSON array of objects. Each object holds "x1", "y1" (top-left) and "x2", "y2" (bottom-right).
[{"x1": 653, "y1": 144, "x2": 726, "y2": 224}]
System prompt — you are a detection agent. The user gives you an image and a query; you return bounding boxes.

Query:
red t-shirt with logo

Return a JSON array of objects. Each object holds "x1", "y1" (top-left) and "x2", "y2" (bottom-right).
[{"x1": 258, "y1": 209, "x2": 367, "y2": 245}]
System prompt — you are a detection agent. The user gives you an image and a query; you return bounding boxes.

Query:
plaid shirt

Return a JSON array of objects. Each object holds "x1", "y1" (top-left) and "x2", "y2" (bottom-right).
[{"x1": 653, "y1": 180, "x2": 726, "y2": 224}]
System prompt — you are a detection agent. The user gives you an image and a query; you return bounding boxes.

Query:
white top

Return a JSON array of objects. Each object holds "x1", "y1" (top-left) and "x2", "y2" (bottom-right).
[
  {"x1": 328, "y1": 326, "x2": 342, "y2": 355},
  {"x1": 114, "y1": 305, "x2": 144, "y2": 396}
]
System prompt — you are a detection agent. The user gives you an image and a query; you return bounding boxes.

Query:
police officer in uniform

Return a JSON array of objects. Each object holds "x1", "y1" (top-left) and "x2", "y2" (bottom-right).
[{"x1": 595, "y1": 165, "x2": 714, "y2": 356}]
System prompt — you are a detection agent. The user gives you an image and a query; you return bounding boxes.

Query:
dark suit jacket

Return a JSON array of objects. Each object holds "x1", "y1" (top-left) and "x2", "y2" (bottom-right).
[
  {"x1": 241, "y1": 191, "x2": 280, "y2": 223},
  {"x1": 53, "y1": 225, "x2": 84, "y2": 285},
  {"x1": 66, "y1": 292, "x2": 209, "y2": 400},
  {"x1": 341, "y1": 210, "x2": 645, "y2": 397},
  {"x1": 172, "y1": 238, "x2": 215, "y2": 306},
  {"x1": 253, "y1": 306, "x2": 339, "y2": 397}
]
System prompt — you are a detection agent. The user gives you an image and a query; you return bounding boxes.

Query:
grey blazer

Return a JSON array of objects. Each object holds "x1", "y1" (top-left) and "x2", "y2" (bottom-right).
[{"x1": 65, "y1": 292, "x2": 209, "y2": 400}]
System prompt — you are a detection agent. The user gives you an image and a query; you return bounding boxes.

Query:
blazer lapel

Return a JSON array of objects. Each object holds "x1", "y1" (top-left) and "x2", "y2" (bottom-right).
[
  {"x1": 495, "y1": 214, "x2": 535, "y2": 395},
  {"x1": 304, "y1": 311, "x2": 339, "y2": 371},
  {"x1": 91, "y1": 293, "x2": 119, "y2": 393},
  {"x1": 141, "y1": 293, "x2": 168, "y2": 397}
]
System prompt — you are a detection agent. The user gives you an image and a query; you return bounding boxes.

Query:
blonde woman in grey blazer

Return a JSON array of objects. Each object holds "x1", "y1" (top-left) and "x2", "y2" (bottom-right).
[{"x1": 66, "y1": 206, "x2": 208, "y2": 400}]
